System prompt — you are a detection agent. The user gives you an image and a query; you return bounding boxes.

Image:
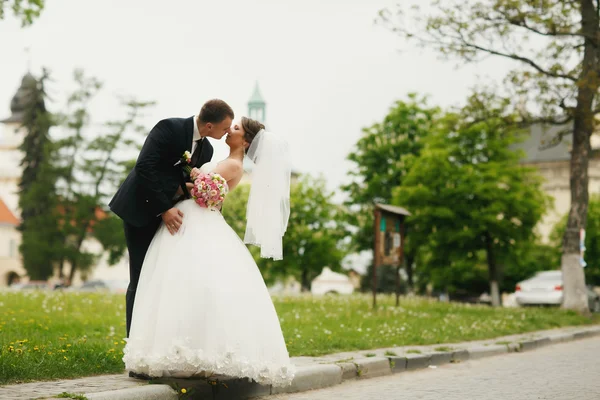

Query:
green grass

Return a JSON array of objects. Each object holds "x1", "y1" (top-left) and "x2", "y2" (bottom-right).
[
  {"x1": 55, "y1": 392, "x2": 88, "y2": 399},
  {"x1": 434, "y1": 346, "x2": 453, "y2": 352},
  {"x1": 277, "y1": 294, "x2": 598, "y2": 357},
  {"x1": 1, "y1": 291, "x2": 598, "y2": 385}
]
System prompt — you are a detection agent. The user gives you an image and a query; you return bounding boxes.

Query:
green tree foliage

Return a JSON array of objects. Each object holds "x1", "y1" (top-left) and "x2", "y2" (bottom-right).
[
  {"x1": 379, "y1": 0, "x2": 600, "y2": 312},
  {"x1": 342, "y1": 94, "x2": 439, "y2": 252},
  {"x1": 0, "y1": 0, "x2": 44, "y2": 25},
  {"x1": 53, "y1": 70, "x2": 153, "y2": 281},
  {"x1": 17, "y1": 69, "x2": 61, "y2": 280},
  {"x1": 393, "y1": 92, "x2": 549, "y2": 305}
]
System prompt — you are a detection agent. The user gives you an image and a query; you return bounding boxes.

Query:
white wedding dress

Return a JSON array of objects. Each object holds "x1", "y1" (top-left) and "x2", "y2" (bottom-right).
[{"x1": 123, "y1": 162, "x2": 295, "y2": 387}]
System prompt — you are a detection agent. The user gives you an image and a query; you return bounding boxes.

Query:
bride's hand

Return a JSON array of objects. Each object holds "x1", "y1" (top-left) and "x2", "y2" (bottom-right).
[{"x1": 190, "y1": 167, "x2": 201, "y2": 180}]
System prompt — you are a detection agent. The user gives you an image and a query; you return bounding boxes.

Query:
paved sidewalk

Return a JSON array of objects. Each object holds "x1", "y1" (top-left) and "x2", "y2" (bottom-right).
[
  {"x1": 1, "y1": 324, "x2": 599, "y2": 400},
  {"x1": 268, "y1": 336, "x2": 600, "y2": 400},
  {"x1": 0, "y1": 374, "x2": 144, "y2": 400}
]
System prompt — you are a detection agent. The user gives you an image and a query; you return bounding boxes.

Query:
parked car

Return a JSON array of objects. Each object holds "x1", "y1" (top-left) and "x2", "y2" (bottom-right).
[
  {"x1": 9, "y1": 281, "x2": 50, "y2": 291},
  {"x1": 515, "y1": 270, "x2": 600, "y2": 312},
  {"x1": 76, "y1": 280, "x2": 128, "y2": 294}
]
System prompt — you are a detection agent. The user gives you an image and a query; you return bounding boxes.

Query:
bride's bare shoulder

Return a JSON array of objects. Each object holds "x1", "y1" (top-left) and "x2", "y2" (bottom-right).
[{"x1": 213, "y1": 159, "x2": 243, "y2": 181}]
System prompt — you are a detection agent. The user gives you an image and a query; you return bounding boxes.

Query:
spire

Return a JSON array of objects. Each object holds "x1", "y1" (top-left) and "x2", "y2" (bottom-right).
[
  {"x1": 248, "y1": 81, "x2": 266, "y2": 122},
  {"x1": 248, "y1": 81, "x2": 265, "y2": 105}
]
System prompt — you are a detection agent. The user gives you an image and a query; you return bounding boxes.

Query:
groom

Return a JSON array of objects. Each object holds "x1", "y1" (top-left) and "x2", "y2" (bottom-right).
[{"x1": 109, "y1": 99, "x2": 234, "y2": 337}]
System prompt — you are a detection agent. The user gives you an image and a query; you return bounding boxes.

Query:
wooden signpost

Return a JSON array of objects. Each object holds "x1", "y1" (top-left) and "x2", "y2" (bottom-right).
[{"x1": 373, "y1": 203, "x2": 410, "y2": 308}]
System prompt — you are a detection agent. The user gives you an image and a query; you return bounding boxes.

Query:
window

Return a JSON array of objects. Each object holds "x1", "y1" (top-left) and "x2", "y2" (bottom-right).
[{"x1": 9, "y1": 239, "x2": 16, "y2": 258}]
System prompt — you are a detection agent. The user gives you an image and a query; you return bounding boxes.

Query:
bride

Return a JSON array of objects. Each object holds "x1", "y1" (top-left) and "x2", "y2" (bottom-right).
[{"x1": 122, "y1": 117, "x2": 295, "y2": 387}]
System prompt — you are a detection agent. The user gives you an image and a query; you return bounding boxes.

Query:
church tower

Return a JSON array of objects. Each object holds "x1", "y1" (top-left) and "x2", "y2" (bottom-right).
[
  {"x1": 248, "y1": 81, "x2": 266, "y2": 123},
  {"x1": 0, "y1": 72, "x2": 36, "y2": 217},
  {"x1": 241, "y1": 82, "x2": 267, "y2": 181}
]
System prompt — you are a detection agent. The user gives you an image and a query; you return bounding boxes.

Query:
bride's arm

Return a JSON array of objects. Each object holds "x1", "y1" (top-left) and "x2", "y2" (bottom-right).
[{"x1": 213, "y1": 159, "x2": 243, "y2": 189}]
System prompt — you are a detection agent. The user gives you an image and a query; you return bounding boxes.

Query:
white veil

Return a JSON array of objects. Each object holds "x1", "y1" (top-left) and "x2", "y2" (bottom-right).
[{"x1": 244, "y1": 130, "x2": 291, "y2": 260}]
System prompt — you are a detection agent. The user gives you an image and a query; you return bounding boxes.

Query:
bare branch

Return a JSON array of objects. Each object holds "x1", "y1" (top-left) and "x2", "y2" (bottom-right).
[
  {"x1": 452, "y1": 30, "x2": 578, "y2": 82},
  {"x1": 483, "y1": 13, "x2": 590, "y2": 41},
  {"x1": 521, "y1": 115, "x2": 574, "y2": 127},
  {"x1": 537, "y1": 126, "x2": 573, "y2": 151}
]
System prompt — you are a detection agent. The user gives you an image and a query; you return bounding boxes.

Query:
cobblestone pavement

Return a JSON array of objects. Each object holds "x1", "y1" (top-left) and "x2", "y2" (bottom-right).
[
  {"x1": 0, "y1": 373, "x2": 143, "y2": 400},
  {"x1": 269, "y1": 337, "x2": 600, "y2": 400}
]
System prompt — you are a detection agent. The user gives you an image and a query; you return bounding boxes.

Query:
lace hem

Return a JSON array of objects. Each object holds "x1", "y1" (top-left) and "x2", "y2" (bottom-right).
[{"x1": 123, "y1": 339, "x2": 295, "y2": 387}]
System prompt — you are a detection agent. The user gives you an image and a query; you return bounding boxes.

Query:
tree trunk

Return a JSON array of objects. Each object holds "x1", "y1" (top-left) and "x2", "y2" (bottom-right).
[
  {"x1": 561, "y1": 0, "x2": 599, "y2": 313},
  {"x1": 67, "y1": 219, "x2": 91, "y2": 285},
  {"x1": 485, "y1": 233, "x2": 501, "y2": 307},
  {"x1": 57, "y1": 257, "x2": 65, "y2": 279},
  {"x1": 68, "y1": 258, "x2": 77, "y2": 284},
  {"x1": 405, "y1": 253, "x2": 415, "y2": 294},
  {"x1": 301, "y1": 268, "x2": 310, "y2": 292},
  {"x1": 395, "y1": 265, "x2": 401, "y2": 306}
]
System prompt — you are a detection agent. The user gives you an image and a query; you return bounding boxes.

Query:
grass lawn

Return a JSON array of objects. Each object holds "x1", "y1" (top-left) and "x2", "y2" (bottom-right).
[{"x1": 1, "y1": 291, "x2": 598, "y2": 385}]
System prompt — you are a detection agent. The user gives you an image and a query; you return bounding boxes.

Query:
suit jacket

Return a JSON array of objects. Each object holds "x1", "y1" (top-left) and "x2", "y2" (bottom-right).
[{"x1": 109, "y1": 116, "x2": 213, "y2": 227}]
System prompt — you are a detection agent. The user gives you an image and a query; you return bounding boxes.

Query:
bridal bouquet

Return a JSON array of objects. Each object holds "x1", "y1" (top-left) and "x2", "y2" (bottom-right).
[{"x1": 190, "y1": 171, "x2": 228, "y2": 209}]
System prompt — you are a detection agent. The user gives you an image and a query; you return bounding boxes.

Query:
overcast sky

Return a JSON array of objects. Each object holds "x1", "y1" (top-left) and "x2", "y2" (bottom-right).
[{"x1": 0, "y1": 0, "x2": 516, "y2": 199}]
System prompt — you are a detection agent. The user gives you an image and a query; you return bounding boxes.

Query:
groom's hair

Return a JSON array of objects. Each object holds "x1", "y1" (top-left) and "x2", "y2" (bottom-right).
[{"x1": 198, "y1": 99, "x2": 234, "y2": 124}]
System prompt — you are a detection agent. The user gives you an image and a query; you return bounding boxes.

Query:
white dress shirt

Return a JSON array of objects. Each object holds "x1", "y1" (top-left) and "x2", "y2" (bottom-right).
[{"x1": 192, "y1": 115, "x2": 203, "y2": 153}]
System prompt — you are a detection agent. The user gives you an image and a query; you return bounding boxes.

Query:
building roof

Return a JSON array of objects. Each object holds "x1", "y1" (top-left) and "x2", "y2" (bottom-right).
[
  {"x1": 248, "y1": 81, "x2": 265, "y2": 105},
  {"x1": 514, "y1": 123, "x2": 573, "y2": 163},
  {"x1": 375, "y1": 203, "x2": 411, "y2": 216},
  {"x1": 1, "y1": 72, "x2": 37, "y2": 124},
  {"x1": 0, "y1": 197, "x2": 19, "y2": 225}
]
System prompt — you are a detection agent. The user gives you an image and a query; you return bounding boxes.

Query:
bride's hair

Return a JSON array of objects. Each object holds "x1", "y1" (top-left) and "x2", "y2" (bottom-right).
[{"x1": 241, "y1": 117, "x2": 265, "y2": 153}]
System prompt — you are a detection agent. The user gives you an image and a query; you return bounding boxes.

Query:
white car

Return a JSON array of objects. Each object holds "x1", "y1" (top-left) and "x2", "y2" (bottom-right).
[{"x1": 515, "y1": 270, "x2": 600, "y2": 312}]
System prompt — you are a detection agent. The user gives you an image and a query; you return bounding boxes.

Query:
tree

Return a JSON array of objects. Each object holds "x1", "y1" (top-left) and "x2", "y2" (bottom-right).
[
  {"x1": 53, "y1": 69, "x2": 103, "y2": 279},
  {"x1": 52, "y1": 70, "x2": 153, "y2": 281},
  {"x1": 342, "y1": 94, "x2": 440, "y2": 289},
  {"x1": 380, "y1": 0, "x2": 600, "y2": 312},
  {"x1": 393, "y1": 92, "x2": 548, "y2": 306},
  {"x1": 223, "y1": 175, "x2": 349, "y2": 290},
  {"x1": 64, "y1": 98, "x2": 153, "y2": 282},
  {"x1": 17, "y1": 69, "x2": 62, "y2": 280},
  {"x1": 0, "y1": 0, "x2": 44, "y2": 25},
  {"x1": 552, "y1": 195, "x2": 600, "y2": 287}
]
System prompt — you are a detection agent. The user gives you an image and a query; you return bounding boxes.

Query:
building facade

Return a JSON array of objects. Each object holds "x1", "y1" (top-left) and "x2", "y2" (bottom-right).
[{"x1": 517, "y1": 123, "x2": 600, "y2": 243}]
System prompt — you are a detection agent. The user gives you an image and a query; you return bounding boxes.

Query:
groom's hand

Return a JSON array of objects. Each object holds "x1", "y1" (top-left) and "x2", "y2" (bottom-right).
[{"x1": 162, "y1": 208, "x2": 184, "y2": 235}]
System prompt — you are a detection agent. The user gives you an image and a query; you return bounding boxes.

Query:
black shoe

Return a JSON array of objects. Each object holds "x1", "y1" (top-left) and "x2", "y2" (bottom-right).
[{"x1": 128, "y1": 371, "x2": 152, "y2": 380}]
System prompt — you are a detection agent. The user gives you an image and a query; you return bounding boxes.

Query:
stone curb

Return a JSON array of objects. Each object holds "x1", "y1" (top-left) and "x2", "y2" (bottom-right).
[
  {"x1": 85, "y1": 385, "x2": 177, "y2": 400},
  {"x1": 468, "y1": 344, "x2": 508, "y2": 360},
  {"x1": 66, "y1": 325, "x2": 600, "y2": 399},
  {"x1": 353, "y1": 357, "x2": 391, "y2": 379},
  {"x1": 271, "y1": 364, "x2": 342, "y2": 395}
]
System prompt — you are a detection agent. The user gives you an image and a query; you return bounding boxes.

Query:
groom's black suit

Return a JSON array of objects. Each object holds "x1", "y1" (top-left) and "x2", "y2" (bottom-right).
[{"x1": 109, "y1": 116, "x2": 213, "y2": 336}]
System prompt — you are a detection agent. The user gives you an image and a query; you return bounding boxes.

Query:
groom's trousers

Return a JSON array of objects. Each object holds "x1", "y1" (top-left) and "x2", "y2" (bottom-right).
[{"x1": 124, "y1": 219, "x2": 161, "y2": 337}]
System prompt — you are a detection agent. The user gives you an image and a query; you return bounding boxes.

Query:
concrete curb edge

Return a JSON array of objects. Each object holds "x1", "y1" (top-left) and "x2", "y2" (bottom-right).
[{"x1": 74, "y1": 325, "x2": 600, "y2": 399}]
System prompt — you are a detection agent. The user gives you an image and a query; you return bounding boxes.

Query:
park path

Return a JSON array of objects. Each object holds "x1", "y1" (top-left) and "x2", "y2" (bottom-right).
[{"x1": 269, "y1": 336, "x2": 600, "y2": 400}]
